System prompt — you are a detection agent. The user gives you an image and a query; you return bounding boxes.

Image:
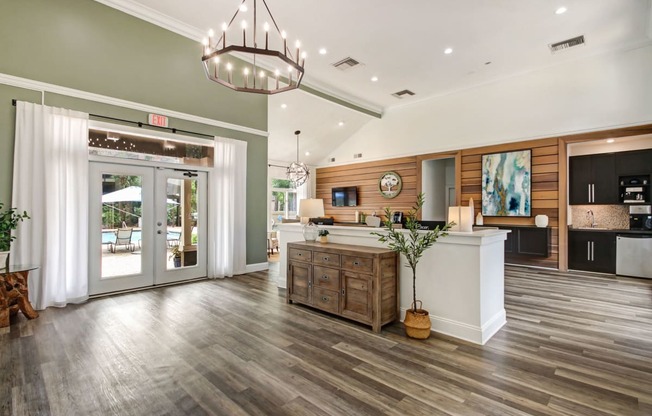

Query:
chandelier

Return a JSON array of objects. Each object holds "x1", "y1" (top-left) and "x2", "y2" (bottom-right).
[
  {"x1": 201, "y1": 0, "x2": 305, "y2": 94},
  {"x1": 287, "y1": 130, "x2": 309, "y2": 187}
]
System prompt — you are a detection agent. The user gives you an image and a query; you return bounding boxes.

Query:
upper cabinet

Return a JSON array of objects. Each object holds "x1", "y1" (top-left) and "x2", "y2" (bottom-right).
[
  {"x1": 569, "y1": 154, "x2": 617, "y2": 205},
  {"x1": 615, "y1": 149, "x2": 652, "y2": 176}
]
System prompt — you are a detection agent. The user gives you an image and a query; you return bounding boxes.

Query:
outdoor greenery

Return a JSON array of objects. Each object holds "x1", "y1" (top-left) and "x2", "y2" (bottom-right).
[
  {"x1": 371, "y1": 193, "x2": 453, "y2": 312},
  {"x1": 0, "y1": 203, "x2": 30, "y2": 251}
]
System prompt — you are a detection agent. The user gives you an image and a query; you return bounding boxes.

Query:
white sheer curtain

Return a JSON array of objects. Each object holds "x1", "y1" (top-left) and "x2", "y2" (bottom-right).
[
  {"x1": 207, "y1": 137, "x2": 247, "y2": 278},
  {"x1": 296, "y1": 168, "x2": 313, "y2": 213},
  {"x1": 12, "y1": 102, "x2": 89, "y2": 310}
]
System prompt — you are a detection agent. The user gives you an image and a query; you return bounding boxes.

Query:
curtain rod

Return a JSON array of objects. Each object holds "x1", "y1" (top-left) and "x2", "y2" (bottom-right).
[{"x1": 11, "y1": 99, "x2": 215, "y2": 140}]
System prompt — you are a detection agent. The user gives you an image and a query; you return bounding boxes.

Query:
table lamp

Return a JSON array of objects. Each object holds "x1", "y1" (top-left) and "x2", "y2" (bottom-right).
[{"x1": 298, "y1": 198, "x2": 325, "y2": 241}]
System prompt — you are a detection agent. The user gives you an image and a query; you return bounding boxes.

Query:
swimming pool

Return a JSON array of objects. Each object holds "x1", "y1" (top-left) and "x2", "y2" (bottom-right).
[{"x1": 102, "y1": 229, "x2": 181, "y2": 244}]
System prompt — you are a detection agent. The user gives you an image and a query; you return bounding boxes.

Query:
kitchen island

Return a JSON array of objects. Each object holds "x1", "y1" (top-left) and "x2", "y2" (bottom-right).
[{"x1": 277, "y1": 223, "x2": 510, "y2": 345}]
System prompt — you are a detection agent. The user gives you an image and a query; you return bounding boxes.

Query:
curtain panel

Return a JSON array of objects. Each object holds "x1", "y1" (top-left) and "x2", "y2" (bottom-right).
[
  {"x1": 12, "y1": 101, "x2": 90, "y2": 309},
  {"x1": 207, "y1": 137, "x2": 247, "y2": 278}
]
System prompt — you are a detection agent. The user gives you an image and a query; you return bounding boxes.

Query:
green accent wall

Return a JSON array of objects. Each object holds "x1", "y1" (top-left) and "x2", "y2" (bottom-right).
[{"x1": 0, "y1": 0, "x2": 269, "y2": 265}]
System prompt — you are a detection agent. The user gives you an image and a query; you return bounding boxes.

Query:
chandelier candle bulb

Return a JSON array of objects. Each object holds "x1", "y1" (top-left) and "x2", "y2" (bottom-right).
[{"x1": 244, "y1": 68, "x2": 249, "y2": 88}]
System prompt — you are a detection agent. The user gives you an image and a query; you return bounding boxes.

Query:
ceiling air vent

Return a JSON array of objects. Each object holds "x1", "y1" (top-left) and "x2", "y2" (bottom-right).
[
  {"x1": 353, "y1": 153, "x2": 362, "y2": 159},
  {"x1": 332, "y1": 57, "x2": 361, "y2": 71},
  {"x1": 549, "y1": 35, "x2": 585, "y2": 54},
  {"x1": 392, "y1": 89, "x2": 415, "y2": 99}
]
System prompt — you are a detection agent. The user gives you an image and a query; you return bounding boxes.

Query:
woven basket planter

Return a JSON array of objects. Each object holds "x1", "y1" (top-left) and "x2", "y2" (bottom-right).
[{"x1": 404, "y1": 301, "x2": 431, "y2": 339}]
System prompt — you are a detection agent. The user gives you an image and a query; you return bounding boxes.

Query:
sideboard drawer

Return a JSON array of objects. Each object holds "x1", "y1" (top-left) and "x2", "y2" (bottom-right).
[
  {"x1": 313, "y1": 287, "x2": 340, "y2": 314},
  {"x1": 312, "y1": 266, "x2": 340, "y2": 291},
  {"x1": 289, "y1": 248, "x2": 312, "y2": 263},
  {"x1": 313, "y1": 251, "x2": 340, "y2": 267},
  {"x1": 342, "y1": 255, "x2": 374, "y2": 273}
]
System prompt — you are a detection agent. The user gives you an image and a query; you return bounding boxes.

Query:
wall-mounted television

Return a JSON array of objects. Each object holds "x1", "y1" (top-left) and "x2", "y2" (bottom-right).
[{"x1": 332, "y1": 186, "x2": 357, "y2": 207}]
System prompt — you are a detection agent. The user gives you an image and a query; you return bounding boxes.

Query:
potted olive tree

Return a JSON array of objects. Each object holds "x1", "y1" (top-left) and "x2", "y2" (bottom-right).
[
  {"x1": 372, "y1": 193, "x2": 453, "y2": 339},
  {"x1": 0, "y1": 203, "x2": 30, "y2": 270}
]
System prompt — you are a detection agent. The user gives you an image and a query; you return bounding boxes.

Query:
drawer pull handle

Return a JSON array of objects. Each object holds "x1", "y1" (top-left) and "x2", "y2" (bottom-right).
[
  {"x1": 323, "y1": 257, "x2": 329, "y2": 261},
  {"x1": 321, "y1": 275, "x2": 329, "y2": 279},
  {"x1": 353, "y1": 261, "x2": 360, "y2": 266},
  {"x1": 321, "y1": 296, "x2": 329, "y2": 302}
]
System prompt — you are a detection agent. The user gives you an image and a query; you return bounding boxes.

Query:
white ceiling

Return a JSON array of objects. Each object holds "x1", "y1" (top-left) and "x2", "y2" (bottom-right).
[{"x1": 98, "y1": 0, "x2": 652, "y2": 163}]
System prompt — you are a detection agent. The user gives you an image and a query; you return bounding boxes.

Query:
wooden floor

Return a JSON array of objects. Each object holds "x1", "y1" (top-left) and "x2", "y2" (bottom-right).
[{"x1": 2, "y1": 266, "x2": 652, "y2": 416}]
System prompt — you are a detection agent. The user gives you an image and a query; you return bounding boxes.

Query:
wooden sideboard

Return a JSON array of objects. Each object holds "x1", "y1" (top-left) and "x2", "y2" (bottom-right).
[{"x1": 287, "y1": 241, "x2": 398, "y2": 332}]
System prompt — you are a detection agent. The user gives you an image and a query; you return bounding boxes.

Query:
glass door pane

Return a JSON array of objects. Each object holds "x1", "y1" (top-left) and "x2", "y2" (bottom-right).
[
  {"x1": 89, "y1": 163, "x2": 154, "y2": 295},
  {"x1": 155, "y1": 170, "x2": 207, "y2": 284}
]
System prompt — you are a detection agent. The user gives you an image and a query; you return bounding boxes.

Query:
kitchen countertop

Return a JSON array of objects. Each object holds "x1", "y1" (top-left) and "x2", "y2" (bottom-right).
[{"x1": 568, "y1": 227, "x2": 652, "y2": 235}]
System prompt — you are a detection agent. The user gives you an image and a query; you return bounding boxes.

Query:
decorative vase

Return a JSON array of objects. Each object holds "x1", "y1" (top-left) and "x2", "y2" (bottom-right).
[
  {"x1": 535, "y1": 215, "x2": 549, "y2": 228},
  {"x1": 476, "y1": 212, "x2": 484, "y2": 226},
  {"x1": 403, "y1": 301, "x2": 431, "y2": 339},
  {"x1": 319, "y1": 236, "x2": 328, "y2": 243},
  {"x1": 173, "y1": 257, "x2": 181, "y2": 268},
  {"x1": 0, "y1": 251, "x2": 8, "y2": 271},
  {"x1": 303, "y1": 223, "x2": 319, "y2": 241}
]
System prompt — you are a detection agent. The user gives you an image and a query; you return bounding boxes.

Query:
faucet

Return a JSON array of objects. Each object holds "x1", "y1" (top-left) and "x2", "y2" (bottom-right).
[{"x1": 587, "y1": 210, "x2": 597, "y2": 228}]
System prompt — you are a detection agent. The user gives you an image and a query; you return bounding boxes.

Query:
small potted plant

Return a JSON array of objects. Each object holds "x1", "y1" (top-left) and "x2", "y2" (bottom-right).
[
  {"x1": 372, "y1": 193, "x2": 453, "y2": 339},
  {"x1": 318, "y1": 229, "x2": 329, "y2": 243},
  {"x1": 0, "y1": 203, "x2": 30, "y2": 270},
  {"x1": 168, "y1": 245, "x2": 182, "y2": 268}
]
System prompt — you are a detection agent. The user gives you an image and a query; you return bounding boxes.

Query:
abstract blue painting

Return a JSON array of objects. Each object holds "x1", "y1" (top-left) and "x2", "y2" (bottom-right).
[{"x1": 481, "y1": 150, "x2": 531, "y2": 217}]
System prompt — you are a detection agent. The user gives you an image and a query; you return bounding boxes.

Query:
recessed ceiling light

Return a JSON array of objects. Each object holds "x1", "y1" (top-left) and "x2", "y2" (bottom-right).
[
  {"x1": 371, "y1": 76, "x2": 379, "y2": 82},
  {"x1": 281, "y1": 103, "x2": 287, "y2": 109},
  {"x1": 555, "y1": 7, "x2": 567, "y2": 14},
  {"x1": 319, "y1": 48, "x2": 327, "y2": 55},
  {"x1": 444, "y1": 48, "x2": 453, "y2": 54},
  {"x1": 305, "y1": 151, "x2": 310, "y2": 156},
  {"x1": 606, "y1": 139, "x2": 615, "y2": 143},
  {"x1": 338, "y1": 121, "x2": 345, "y2": 126}
]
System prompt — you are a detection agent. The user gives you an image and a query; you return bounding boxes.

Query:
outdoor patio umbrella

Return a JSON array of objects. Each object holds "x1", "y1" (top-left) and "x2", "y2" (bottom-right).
[{"x1": 102, "y1": 186, "x2": 178, "y2": 205}]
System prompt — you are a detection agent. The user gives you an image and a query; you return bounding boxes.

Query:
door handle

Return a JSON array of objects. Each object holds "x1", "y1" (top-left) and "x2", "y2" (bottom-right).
[
  {"x1": 591, "y1": 241, "x2": 594, "y2": 261},
  {"x1": 591, "y1": 184, "x2": 595, "y2": 203},
  {"x1": 587, "y1": 241, "x2": 591, "y2": 261},
  {"x1": 588, "y1": 184, "x2": 591, "y2": 203}
]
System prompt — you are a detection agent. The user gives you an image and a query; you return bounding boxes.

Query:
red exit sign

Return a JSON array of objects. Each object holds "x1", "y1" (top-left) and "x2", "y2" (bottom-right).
[{"x1": 148, "y1": 113, "x2": 169, "y2": 127}]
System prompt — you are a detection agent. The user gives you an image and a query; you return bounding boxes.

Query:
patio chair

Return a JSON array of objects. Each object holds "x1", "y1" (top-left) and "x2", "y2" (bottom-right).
[{"x1": 109, "y1": 228, "x2": 135, "y2": 253}]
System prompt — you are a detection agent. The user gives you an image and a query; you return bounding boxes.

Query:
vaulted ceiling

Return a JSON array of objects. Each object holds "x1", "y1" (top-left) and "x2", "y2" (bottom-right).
[{"x1": 98, "y1": 0, "x2": 652, "y2": 164}]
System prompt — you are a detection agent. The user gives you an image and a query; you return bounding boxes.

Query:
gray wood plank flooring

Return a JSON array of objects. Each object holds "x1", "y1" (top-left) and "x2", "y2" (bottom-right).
[{"x1": 1, "y1": 266, "x2": 651, "y2": 415}]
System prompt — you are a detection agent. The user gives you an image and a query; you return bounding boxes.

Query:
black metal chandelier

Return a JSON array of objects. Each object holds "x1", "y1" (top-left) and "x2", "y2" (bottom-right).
[
  {"x1": 201, "y1": 0, "x2": 305, "y2": 94},
  {"x1": 287, "y1": 130, "x2": 309, "y2": 187}
]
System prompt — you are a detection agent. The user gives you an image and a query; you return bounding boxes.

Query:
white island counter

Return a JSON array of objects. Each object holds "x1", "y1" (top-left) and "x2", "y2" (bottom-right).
[{"x1": 277, "y1": 223, "x2": 510, "y2": 345}]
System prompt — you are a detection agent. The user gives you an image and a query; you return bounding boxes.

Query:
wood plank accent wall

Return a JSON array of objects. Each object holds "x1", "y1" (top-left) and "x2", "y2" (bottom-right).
[
  {"x1": 460, "y1": 138, "x2": 560, "y2": 269},
  {"x1": 316, "y1": 157, "x2": 418, "y2": 223}
]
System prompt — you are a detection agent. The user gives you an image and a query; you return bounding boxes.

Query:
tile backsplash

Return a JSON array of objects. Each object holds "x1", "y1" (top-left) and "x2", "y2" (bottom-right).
[{"x1": 570, "y1": 205, "x2": 629, "y2": 229}]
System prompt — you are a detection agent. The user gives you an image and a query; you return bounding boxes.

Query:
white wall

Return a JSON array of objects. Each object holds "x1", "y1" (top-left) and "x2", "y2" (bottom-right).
[
  {"x1": 422, "y1": 158, "x2": 455, "y2": 220},
  {"x1": 320, "y1": 44, "x2": 652, "y2": 165}
]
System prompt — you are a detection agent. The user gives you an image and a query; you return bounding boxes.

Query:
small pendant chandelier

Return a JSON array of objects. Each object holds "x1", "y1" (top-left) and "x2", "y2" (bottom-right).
[
  {"x1": 287, "y1": 130, "x2": 309, "y2": 187},
  {"x1": 201, "y1": 0, "x2": 305, "y2": 94}
]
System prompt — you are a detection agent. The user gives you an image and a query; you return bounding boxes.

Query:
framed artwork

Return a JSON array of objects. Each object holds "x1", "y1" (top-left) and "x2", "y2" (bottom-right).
[
  {"x1": 378, "y1": 171, "x2": 402, "y2": 199},
  {"x1": 481, "y1": 149, "x2": 531, "y2": 217}
]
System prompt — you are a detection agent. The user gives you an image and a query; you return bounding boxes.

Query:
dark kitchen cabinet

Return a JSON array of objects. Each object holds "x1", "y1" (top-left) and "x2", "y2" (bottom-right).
[
  {"x1": 568, "y1": 230, "x2": 616, "y2": 274},
  {"x1": 569, "y1": 154, "x2": 617, "y2": 205},
  {"x1": 615, "y1": 149, "x2": 652, "y2": 176},
  {"x1": 499, "y1": 226, "x2": 550, "y2": 257}
]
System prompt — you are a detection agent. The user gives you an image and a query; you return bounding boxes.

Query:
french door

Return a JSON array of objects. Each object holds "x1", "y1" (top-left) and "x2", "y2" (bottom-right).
[{"x1": 89, "y1": 162, "x2": 207, "y2": 295}]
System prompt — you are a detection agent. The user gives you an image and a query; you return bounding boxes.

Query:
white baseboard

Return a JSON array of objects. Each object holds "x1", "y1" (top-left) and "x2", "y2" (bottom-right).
[
  {"x1": 399, "y1": 307, "x2": 506, "y2": 345},
  {"x1": 245, "y1": 262, "x2": 269, "y2": 273}
]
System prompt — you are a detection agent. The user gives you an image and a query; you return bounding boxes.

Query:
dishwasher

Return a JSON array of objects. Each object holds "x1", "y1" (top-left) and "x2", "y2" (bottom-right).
[{"x1": 616, "y1": 235, "x2": 652, "y2": 279}]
